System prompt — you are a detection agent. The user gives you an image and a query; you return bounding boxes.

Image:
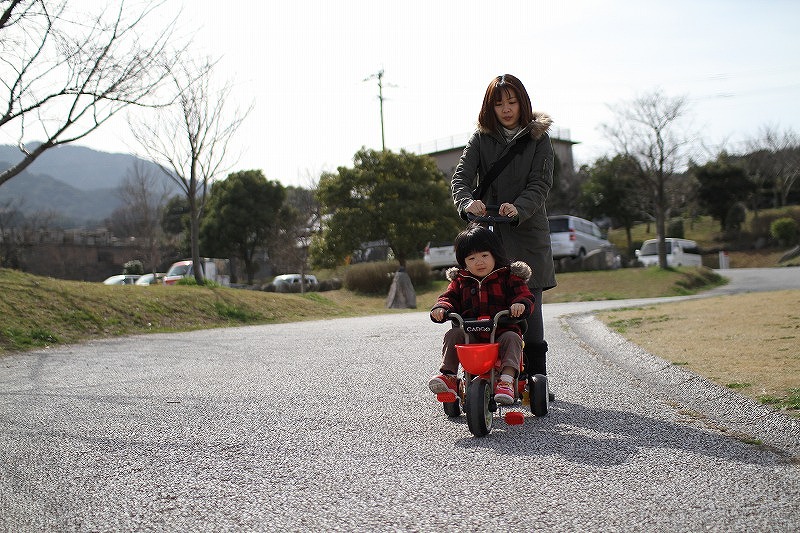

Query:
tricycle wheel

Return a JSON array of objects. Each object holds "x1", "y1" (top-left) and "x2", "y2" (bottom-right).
[
  {"x1": 465, "y1": 378, "x2": 492, "y2": 436},
  {"x1": 529, "y1": 374, "x2": 549, "y2": 417},
  {"x1": 443, "y1": 398, "x2": 461, "y2": 418}
]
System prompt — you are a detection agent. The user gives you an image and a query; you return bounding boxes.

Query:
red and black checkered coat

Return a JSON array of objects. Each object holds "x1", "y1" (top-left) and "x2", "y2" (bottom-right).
[{"x1": 431, "y1": 261, "x2": 534, "y2": 340}]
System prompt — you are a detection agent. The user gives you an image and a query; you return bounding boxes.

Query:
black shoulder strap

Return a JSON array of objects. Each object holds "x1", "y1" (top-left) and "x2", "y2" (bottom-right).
[{"x1": 471, "y1": 134, "x2": 531, "y2": 200}]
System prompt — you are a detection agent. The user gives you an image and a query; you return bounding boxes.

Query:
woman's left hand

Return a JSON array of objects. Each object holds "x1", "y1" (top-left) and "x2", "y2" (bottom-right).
[
  {"x1": 509, "y1": 302, "x2": 525, "y2": 317},
  {"x1": 499, "y1": 202, "x2": 518, "y2": 218}
]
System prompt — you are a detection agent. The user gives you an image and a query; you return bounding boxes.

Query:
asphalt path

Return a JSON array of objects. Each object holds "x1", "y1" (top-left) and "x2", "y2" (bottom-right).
[{"x1": 1, "y1": 268, "x2": 799, "y2": 532}]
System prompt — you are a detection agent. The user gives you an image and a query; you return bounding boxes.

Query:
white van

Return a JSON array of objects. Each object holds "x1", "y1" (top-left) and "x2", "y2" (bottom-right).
[
  {"x1": 548, "y1": 215, "x2": 611, "y2": 259},
  {"x1": 636, "y1": 238, "x2": 702, "y2": 267}
]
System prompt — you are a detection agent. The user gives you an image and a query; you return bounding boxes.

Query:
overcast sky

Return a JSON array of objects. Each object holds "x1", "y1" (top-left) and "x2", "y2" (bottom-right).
[{"x1": 77, "y1": 0, "x2": 800, "y2": 187}]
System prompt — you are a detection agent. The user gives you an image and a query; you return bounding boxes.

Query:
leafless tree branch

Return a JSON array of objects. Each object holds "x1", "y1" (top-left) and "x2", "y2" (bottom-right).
[{"x1": 0, "y1": 0, "x2": 188, "y2": 187}]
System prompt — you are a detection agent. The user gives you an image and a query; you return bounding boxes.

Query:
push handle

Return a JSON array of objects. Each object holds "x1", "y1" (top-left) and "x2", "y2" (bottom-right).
[{"x1": 466, "y1": 204, "x2": 517, "y2": 226}]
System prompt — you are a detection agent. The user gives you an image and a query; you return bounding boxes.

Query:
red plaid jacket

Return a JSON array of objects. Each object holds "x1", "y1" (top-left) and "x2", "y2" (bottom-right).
[{"x1": 431, "y1": 261, "x2": 534, "y2": 340}]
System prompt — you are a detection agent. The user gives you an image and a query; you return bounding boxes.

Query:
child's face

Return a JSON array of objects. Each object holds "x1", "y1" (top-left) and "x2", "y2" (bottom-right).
[{"x1": 464, "y1": 250, "x2": 496, "y2": 278}]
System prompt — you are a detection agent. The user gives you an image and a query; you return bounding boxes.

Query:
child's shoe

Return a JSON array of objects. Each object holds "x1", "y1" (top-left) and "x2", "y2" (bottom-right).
[
  {"x1": 494, "y1": 379, "x2": 515, "y2": 405},
  {"x1": 428, "y1": 373, "x2": 457, "y2": 396}
]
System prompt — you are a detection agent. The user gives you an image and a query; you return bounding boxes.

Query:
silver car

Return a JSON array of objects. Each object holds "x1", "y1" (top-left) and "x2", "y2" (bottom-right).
[{"x1": 548, "y1": 215, "x2": 611, "y2": 259}]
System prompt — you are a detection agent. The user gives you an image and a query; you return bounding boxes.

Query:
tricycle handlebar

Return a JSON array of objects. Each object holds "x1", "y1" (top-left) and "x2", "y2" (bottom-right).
[{"x1": 445, "y1": 309, "x2": 526, "y2": 343}]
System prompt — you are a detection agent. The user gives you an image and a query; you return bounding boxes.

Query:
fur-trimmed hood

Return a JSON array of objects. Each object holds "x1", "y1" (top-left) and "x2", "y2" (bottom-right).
[
  {"x1": 478, "y1": 111, "x2": 553, "y2": 140},
  {"x1": 445, "y1": 260, "x2": 532, "y2": 282}
]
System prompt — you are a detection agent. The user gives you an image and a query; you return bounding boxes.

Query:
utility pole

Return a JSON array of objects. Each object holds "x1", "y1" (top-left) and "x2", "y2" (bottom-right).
[{"x1": 364, "y1": 69, "x2": 388, "y2": 151}]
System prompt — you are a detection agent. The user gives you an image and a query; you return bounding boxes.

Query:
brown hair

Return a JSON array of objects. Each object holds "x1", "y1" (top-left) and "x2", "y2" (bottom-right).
[{"x1": 477, "y1": 74, "x2": 534, "y2": 132}]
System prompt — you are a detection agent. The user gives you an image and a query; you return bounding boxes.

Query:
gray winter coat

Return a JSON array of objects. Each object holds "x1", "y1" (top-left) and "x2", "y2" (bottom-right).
[{"x1": 451, "y1": 112, "x2": 557, "y2": 290}]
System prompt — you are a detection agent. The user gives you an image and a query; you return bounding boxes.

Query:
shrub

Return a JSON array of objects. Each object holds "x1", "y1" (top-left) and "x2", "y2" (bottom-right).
[
  {"x1": 667, "y1": 218, "x2": 684, "y2": 239},
  {"x1": 318, "y1": 278, "x2": 343, "y2": 292},
  {"x1": 725, "y1": 202, "x2": 747, "y2": 232},
  {"x1": 750, "y1": 207, "x2": 800, "y2": 241},
  {"x1": 771, "y1": 217, "x2": 798, "y2": 245},
  {"x1": 175, "y1": 277, "x2": 221, "y2": 288},
  {"x1": 123, "y1": 260, "x2": 144, "y2": 275}
]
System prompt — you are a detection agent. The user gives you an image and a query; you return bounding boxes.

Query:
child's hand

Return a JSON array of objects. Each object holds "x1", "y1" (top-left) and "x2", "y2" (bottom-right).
[
  {"x1": 509, "y1": 303, "x2": 525, "y2": 317},
  {"x1": 431, "y1": 308, "x2": 446, "y2": 322}
]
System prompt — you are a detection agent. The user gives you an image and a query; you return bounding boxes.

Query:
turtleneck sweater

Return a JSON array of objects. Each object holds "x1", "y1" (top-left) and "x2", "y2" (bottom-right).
[{"x1": 501, "y1": 125, "x2": 521, "y2": 143}]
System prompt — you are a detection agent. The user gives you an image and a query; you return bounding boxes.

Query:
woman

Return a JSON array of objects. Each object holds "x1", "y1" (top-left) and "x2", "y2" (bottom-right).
[{"x1": 451, "y1": 74, "x2": 557, "y2": 389}]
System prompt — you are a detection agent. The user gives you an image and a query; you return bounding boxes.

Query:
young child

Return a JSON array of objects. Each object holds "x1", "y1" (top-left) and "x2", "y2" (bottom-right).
[{"x1": 428, "y1": 223, "x2": 534, "y2": 405}]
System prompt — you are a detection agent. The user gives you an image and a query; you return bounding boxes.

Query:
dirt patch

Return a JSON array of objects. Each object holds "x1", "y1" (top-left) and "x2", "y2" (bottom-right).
[{"x1": 597, "y1": 290, "x2": 800, "y2": 416}]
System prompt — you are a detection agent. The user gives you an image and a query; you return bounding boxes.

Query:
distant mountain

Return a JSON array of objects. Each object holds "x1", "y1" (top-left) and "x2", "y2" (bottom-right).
[
  {"x1": 0, "y1": 143, "x2": 167, "y2": 190},
  {"x1": 0, "y1": 143, "x2": 177, "y2": 226}
]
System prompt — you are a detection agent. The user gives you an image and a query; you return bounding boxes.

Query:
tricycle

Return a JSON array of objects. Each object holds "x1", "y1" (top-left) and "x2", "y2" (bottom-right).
[{"x1": 436, "y1": 309, "x2": 549, "y2": 437}]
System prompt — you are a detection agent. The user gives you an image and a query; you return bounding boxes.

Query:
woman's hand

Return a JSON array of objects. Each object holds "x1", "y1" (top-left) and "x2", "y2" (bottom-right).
[
  {"x1": 499, "y1": 202, "x2": 518, "y2": 218},
  {"x1": 509, "y1": 302, "x2": 525, "y2": 317},
  {"x1": 466, "y1": 200, "x2": 486, "y2": 216},
  {"x1": 431, "y1": 308, "x2": 446, "y2": 321}
]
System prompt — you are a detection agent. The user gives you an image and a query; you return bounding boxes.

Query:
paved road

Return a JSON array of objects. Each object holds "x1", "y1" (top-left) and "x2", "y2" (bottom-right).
[{"x1": 1, "y1": 268, "x2": 799, "y2": 531}]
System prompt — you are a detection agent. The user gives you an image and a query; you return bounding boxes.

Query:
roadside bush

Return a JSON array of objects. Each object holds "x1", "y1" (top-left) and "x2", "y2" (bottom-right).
[
  {"x1": 175, "y1": 277, "x2": 222, "y2": 288},
  {"x1": 667, "y1": 218, "x2": 684, "y2": 239},
  {"x1": 750, "y1": 206, "x2": 800, "y2": 242},
  {"x1": 771, "y1": 217, "x2": 798, "y2": 246},
  {"x1": 318, "y1": 278, "x2": 343, "y2": 291},
  {"x1": 725, "y1": 202, "x2": 747, "y2": 232},
  {"x1": 343, "y1": 260, "x2": 432, "y2": 294},
  {"x1": 123, "y1": 260, "x2": 144, "y2": 275}
]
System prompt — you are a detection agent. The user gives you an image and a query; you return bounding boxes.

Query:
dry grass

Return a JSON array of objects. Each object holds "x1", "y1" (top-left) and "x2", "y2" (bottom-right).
[
  {"x1": 540, "y1": 267, "x2": 724, "y2": 303},
  {"x1": 597, "y1": 290, "x2": 800, "y2": 416}
]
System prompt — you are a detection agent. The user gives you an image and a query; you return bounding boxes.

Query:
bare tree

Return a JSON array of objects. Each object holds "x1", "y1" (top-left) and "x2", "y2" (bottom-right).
[
  {"x1": 746, "y1": 125, "x2": 800, "y2": 208},
  {"x1": 0, "y1": 198, "x2": 25, "y2": 268},
  {"x1": 0, "y1": 198, "x2": 56, "y2": 269},
  {"x1": 0, "y1": 0, "x2": 185, "y2": 188},
  {"x1": 131, "y1": 58, "x2": 250, "y2": 284},
  {"x1": 602, "y1": 90, "x2": 692, "y2": 268},
  {"x1": 278, "y1": 183, "x2": 321, "y2": 293},
  {"x1": 108, "y1": 160, "x2": 171, "y2": 272}
]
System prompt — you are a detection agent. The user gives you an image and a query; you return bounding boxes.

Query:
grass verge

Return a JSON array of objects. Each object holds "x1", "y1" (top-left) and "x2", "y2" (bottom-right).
[
  {"x1": 597, "y1": 290, "x2": 800, "y2": 417},
  {"x1": 1, "y1": 266, "x2": 719, "y2": 354}
]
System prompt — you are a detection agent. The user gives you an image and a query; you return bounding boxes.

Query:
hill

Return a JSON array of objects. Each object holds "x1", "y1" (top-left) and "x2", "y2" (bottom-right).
[{"x1": 0, "y1": 143, "x2": 176, "y2": 225}]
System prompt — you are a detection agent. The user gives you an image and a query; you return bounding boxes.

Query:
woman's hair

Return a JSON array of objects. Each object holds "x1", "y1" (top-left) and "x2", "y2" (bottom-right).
[
  {"x1": 454, "y1": 223, "x2": 511, "y2": 269},
  {"x1": 477, "y1": 74, "x2": 534, "y2": 132}
]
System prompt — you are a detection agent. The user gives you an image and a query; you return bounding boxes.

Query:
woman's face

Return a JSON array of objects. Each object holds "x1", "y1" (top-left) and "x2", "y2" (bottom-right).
[
  {"x1": 494, "y1": 89, "x2": 520, "y2": 129},
  {"x1": 464, "y1": 250, "x2": 496, "y2": 278}
]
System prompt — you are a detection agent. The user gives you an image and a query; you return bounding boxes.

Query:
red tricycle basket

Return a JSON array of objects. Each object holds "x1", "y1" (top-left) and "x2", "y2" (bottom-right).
[{"x1": 456, "y1": 343, "x2": 498, "y2": 375}]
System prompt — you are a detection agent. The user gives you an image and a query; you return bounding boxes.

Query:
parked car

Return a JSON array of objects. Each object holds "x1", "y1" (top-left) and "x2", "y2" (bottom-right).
[
  {"x1": 163, "y1": 258, "x2": 231, "y2": 286},
  {"x1": 272, "y1": 274, "x2": 318, "y2": 287},
  {"x1": 548, "y1": 215, "x2": 611, "y2": 259},
  {"x1": 135, "y1": 272, "x2": 165, "y2": 286},
  {"x1": 102, "y1": 274, "x2": 141, "y2": 285},
  {"x1": 163, "y1": 260, "x2": 192, "y2": 285},
  {"x1": 423, "y1": 241, "x2": 458, "y2": 269},
  {"x1": 636, "y1": 238, "x2": 703, "y2": 267}
]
